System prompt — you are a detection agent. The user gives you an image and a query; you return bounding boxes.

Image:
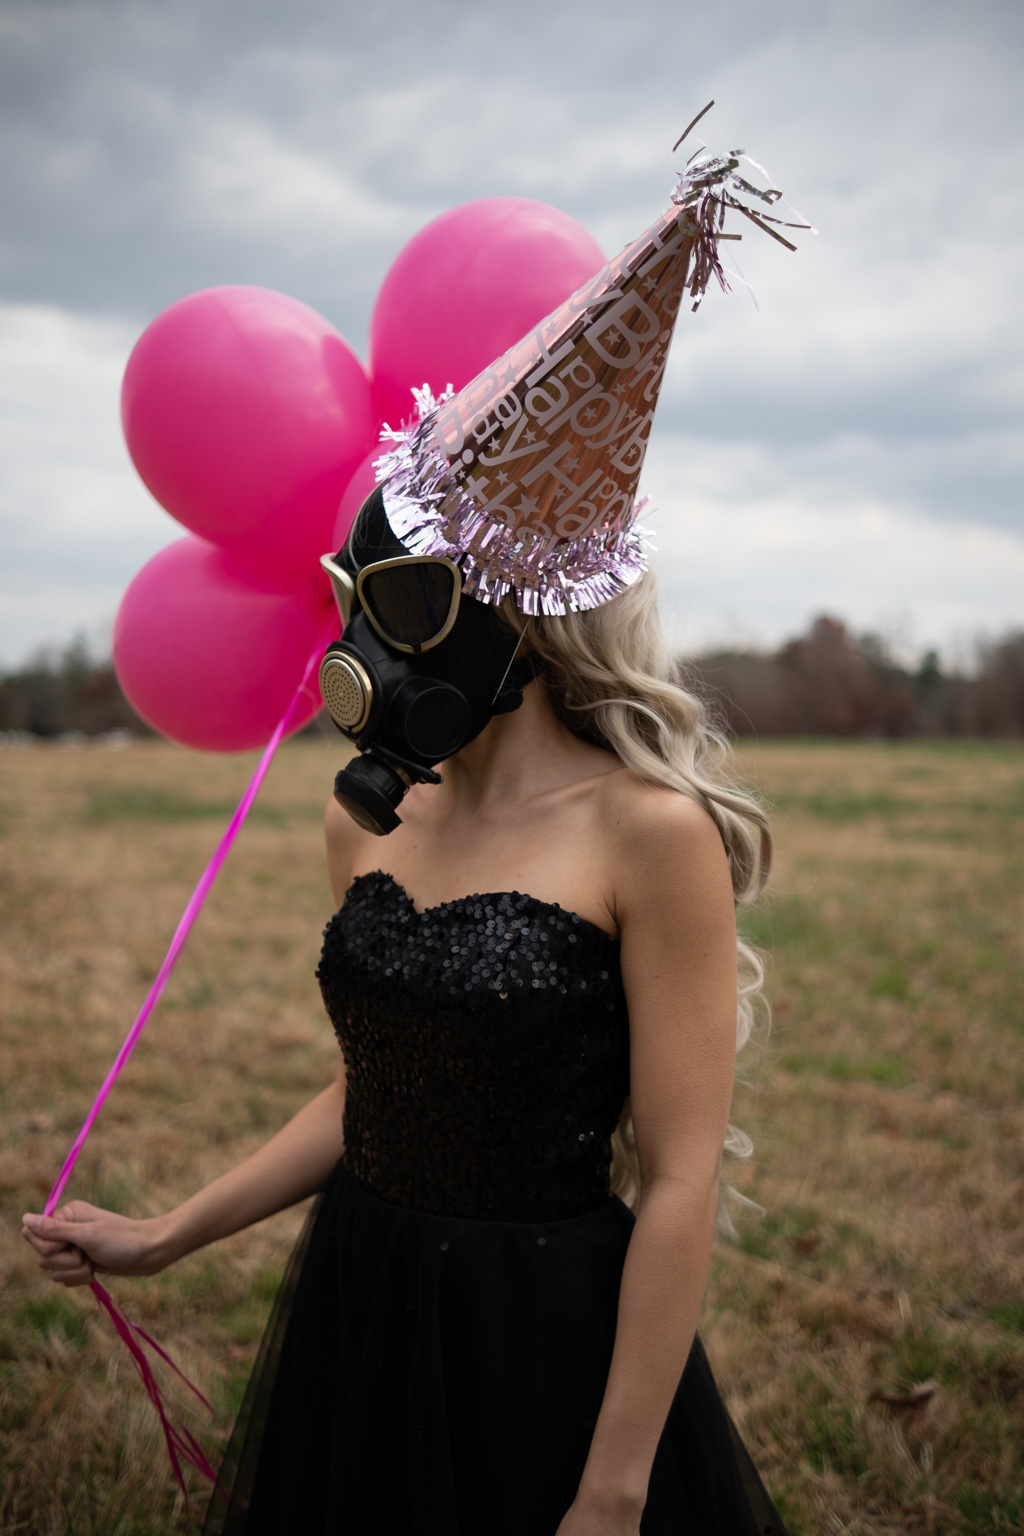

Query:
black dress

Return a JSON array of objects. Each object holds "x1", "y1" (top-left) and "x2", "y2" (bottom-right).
[{"x1": 203, "y1": 871, "x2": 786, "y2": 1536}]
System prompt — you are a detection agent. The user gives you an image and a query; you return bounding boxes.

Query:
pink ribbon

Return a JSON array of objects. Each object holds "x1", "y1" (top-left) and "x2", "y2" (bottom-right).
[
  {"x1": 90, "y1": 1278, "x2": 218, "y2": 1495},
  {"x1": 43, "y1": 617, "x2": 335, "y2": 1494}
]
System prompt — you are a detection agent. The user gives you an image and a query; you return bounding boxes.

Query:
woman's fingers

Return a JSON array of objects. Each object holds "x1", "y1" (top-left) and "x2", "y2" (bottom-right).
[
  {"x1": 27, "y1": 1231, "x2": 97, "y2": 1287},
  {"x1": 40, "y1": 1242, "x2": 89, "y2": 1271},
  {"x1": 22, "y1": 1231, "x2": 69, "y2": 1258},
  {"x1": 22, "y1": 1204, "x2": 106, "y2": 1278},
  {"x1": 21, "y1": 1213, "x2": 86, "y2": 1257},
  {"x1": 44, "y1": 1247, "x2": 95, "y2": 1284},
  {"x1": 48, "y1": 1253, "x2": 95, "y2": 1288},
  {"x1": 21, "y1": 1203, "x2": 159, "y2": 1279}
]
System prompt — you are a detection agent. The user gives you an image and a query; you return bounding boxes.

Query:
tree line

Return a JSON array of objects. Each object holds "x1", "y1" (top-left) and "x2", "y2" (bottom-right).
[
  {"x1": 2, "y1": 617, "x2": 1023, "y2": 740},
  {"x1": 0, "y1": 636, "x2": 143, "y2": 737},
  {"x1": 685, "y1": 616, "x2": 1024, "y2": 738}
]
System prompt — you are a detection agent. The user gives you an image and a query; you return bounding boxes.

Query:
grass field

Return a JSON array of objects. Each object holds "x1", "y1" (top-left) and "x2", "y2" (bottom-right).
[{"x1": 1, "y1": 734, "x2": 1022, "y2": 1535}]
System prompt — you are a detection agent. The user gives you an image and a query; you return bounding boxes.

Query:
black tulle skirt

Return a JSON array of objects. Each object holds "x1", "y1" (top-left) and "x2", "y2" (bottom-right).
[{"x1": 202, "y1": 1160, "x2": 786, "y2": 1535}]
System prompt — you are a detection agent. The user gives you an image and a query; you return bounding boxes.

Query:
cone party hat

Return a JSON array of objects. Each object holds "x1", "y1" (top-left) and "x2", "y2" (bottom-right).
[{"x1": 377, "y1": 122, "x2": 807, "y2": 615}]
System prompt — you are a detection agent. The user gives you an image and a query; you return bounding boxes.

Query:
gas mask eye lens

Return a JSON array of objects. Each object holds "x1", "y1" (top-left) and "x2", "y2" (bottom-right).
[{"x1": 357, "y1": 557, "x2": 461, "y2": 653}]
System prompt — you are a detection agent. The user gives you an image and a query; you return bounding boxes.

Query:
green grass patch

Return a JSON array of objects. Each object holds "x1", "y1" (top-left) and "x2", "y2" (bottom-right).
[
  {"x1": 779, "y1": 1051, "x2": 910, "y2": 1086},
  {"x1": 772, "y1": 791, "x2": 910, "y2": 822},
  {"x1": 885, "y1": 1328, "x2": 947, "y2": 1388},
  {"x1": 78, "y1": 1168, "x2": 145, "y2": 1213},
  {"x1": 985, "y1": 1300, "x2": 1024, "y2": 1334},
  {"x1": 737, "y1": 1202, "x2": 826, "y2": 1262},
  {"x1": 743, "y1": 895, "x2": 839, "y2": 961},
  {"x1": 801, "y1": 1401, "x2": 870, "y2": 1479},
  {"x1": 221, "y1": 1265, "x2": 283, "y2": 1347},
  {"x1": 16, "y1": 1291, "x2": 92, "y2": 1349},
  {"x1": 84, "y1": 787, "x2": 321, "y2": 825},
  {"x1": 175, "y1": 1253, "x2": 230, "y2": 1305},
  {"x1": 871, "y1": 960, "x2": 912, "y2": 1001},
  {"x1": 212, "y1": 1362, "x2": 254, "y2": 1423},
  {"x1": 956, "y1": 1480, "x2": 1024, "y2": 1534},
  {"x1": 85, "y1": 787, "x2": 239, "y2": 822}
]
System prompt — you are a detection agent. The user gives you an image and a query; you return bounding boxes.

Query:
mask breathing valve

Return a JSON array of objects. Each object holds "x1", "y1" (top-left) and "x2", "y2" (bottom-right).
[{"x1": 333, "y1": 749, "x2": 442, "y2": 837}]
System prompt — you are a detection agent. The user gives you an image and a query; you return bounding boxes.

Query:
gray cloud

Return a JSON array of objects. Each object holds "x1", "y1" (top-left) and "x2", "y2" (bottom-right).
[{"x1": 0, "y1": 0, "x2": 1021, "y2": 665}]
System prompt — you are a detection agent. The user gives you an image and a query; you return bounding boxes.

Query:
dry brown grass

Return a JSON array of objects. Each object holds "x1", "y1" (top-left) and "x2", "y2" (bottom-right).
[{"x1": 1, "y1": 736, "x2": 1021, "y2": 1534}]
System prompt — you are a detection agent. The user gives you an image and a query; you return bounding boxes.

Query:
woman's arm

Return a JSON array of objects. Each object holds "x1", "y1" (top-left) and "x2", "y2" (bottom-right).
[
  {"x1": 558, "y1": 786, "x2": 740, "y2": 1534},
  {"x1": 23, "y1": 798, "x2": 364, "y2": 1289},
  {"x1": 22, "y1": 1061, "x2": 347, "y2": 1287}
]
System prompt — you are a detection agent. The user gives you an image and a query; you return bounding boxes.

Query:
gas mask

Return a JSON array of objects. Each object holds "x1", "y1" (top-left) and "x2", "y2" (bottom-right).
[{"x1": 318, "y1": 488, "x2": 539, "y2": 835}]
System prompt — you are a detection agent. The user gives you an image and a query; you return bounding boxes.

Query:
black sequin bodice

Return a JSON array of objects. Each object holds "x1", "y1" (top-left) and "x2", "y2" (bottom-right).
[{"x1": 317, "y1": 870, "x2": 629, "y2": 1221}]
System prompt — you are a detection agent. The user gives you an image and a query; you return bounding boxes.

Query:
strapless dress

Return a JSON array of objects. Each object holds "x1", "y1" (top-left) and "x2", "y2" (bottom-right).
[{"x1": 202, "y1": 870, "x2": 787, "y2": 1535}]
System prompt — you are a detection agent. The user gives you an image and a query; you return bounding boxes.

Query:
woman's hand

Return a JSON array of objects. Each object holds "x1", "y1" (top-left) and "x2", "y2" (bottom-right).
[
  {"x1": 21, "y1": 1202, "x2": 168, "y2": 1287},
  {"x1": 554, "y1": 1490, "x2": 643, "y2": 1536}
]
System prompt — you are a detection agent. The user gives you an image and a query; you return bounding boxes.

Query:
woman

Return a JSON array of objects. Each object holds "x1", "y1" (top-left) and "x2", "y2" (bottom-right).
[
  {"x1": 23, "y1": 155, "x2": 793, "y2": 1532},
  {"x1": 22, "y1": 561, "x2": 782, "y2": 1535}
]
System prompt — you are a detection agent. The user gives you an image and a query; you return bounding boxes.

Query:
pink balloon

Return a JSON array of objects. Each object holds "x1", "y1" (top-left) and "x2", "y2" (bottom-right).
[
  {"x1": 114, "y1": 537, "x2": 336, "y2": 752},
  {"x1": 329, "y1": 447, "x2": 382, "y2": 552},
  {"x1": 122, "y1": 287, "x2": 377, "y2": 577},
  {"x1": 369, "y1": 198, "x2": 605, "y2": 428}
]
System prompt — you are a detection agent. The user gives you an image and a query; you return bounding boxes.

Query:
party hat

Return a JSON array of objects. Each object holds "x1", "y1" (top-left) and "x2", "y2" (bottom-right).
[{"x1": 377, "y1": 120, "x2": 807, "y2": 615}]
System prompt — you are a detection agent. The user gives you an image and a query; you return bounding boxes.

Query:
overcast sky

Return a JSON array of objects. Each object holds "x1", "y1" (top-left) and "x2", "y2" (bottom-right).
[{"x1": 1, "y1": 0, "x2": 1021, "y2": 668}]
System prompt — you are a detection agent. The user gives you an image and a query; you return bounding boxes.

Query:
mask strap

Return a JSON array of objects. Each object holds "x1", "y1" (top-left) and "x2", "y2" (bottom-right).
[
  {"x1": 490, "y1": 630, "x2": 526, "y2": 709},
  {"x1": 492, "y1": 632, "x2": 543, "y2": 714}
]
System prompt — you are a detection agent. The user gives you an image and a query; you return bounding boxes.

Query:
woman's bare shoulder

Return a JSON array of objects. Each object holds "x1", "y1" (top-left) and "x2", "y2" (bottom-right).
[
  {"x1": 597, "y1": 767, "x2": 724, "y2": 851},
  {"x1": 595, "y1": 770, "x2": 731, "y2": 917}
]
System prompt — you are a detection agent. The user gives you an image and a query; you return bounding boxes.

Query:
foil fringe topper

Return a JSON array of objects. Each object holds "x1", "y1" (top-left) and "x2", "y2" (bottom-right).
[{"x1": 376, "y1": 144, "x2": 808, "y2": 615}]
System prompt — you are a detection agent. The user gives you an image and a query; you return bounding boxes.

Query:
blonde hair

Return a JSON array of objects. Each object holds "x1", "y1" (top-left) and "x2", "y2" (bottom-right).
[{"x1": 501, "y1": 568, "x2": 771, "y2": 1234}]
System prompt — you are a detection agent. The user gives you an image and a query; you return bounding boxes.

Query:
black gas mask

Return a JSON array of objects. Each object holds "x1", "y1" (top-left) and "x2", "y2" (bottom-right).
[{"x1": 318, "y1": 488, "x2": 538, "y2": 835}]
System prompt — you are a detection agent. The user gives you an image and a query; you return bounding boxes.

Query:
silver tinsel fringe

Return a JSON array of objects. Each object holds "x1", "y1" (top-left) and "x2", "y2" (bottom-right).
[{"x1": 376, "y1": 396, "x2": 652, "y2": 616}]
